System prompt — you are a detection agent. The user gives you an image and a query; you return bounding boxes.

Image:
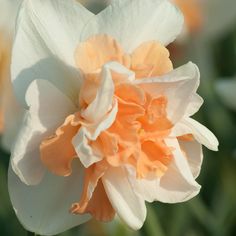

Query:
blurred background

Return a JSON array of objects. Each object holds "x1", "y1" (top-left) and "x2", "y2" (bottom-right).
[{"x1": 1, "y1": 0, "x2": 236, "y2": 235}]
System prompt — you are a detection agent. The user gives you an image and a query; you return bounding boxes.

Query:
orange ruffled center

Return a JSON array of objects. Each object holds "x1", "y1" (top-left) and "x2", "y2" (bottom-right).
[{"x1": 40, "y1": 35, "x2": 174, "y2": 221}]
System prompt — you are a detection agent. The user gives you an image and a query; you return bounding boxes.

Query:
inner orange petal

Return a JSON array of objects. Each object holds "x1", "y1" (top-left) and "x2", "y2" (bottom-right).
[
  {"x1": 75, "y1": 34, "x2": 130, "y2": 74},
  {"x1": 138, "y1": 96, "x2": 173, "y2": 133},
  {"x1": 178, "y1": 134, "x2": 194, "y2": 141},
  {"x1": 40, "y1": 115, "x2": 80, "y2": 176},
  {"x1": 70, "y1": 161, "x2": 115, "y2": 222},
  {"x1": 131, "y1": 41, "x2": 173, "y2": 78},
  {"x1": 115, "y1": 83, "x2": 146, "y2": 105}
]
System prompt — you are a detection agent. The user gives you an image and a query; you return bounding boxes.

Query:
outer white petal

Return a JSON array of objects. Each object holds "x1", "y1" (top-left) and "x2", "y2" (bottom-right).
[
  {"x1": 12, "y1": 0, "x2": 92, "y2": 106},
  {"x1": 180, "y1": 117, "x2": 219, "y2": 151},
  {"x1": 102, "y1": 167, "x2": 147, "y2": 230},
  {"x1": 17, "y1": 0, "x2": 93, "y2": 65},
  {"x1": 178, "y1": 140, "x2": 203, "y2": 179},
  {"x1": 81, "y1": 0, "x2": 184, "y2": 52},
  {"x1": 8, "y1": 160, "x2": 90, "y2": 236},
  {"x1": 216, "y1": 79, "x2": 236, "y2": 110},
  {"x1": 11, "y1": 80, "x2": 77, "y2": 185},
  {"x1": 127, "y1": 138, "x2": 201, "y2": 203},
  {"x1": 135, "y1": 62, "x2": 200, "y2": 123},
  {"x1": 186, "y1": 94, "x2": 203, "y2": 117}
]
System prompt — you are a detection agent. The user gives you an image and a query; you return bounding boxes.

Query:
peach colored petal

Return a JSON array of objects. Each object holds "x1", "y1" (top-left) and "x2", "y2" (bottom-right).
[
  {"x1": 40, "y1": 115, "x2": 80, "y2": 176},
  {"x1": 138, "y1": 96, "x2": 173, "y2": 133},
  {"x1": 178, "y1": 134, "x2": 194, "y2": 141},
  {"x1": 137, "y1": 140, "x2": 173, "y2": 178},
  {"x1": 70, "y1": 161, "x2": 115, "y2": 222},
  {"x1": 104, "y1": 89, "x2": 173, "y2": 178},
  {"x1": 131, "y1": 41, "x2": 173, "y2": 78},
  {"x1": 75, "y1": 34, "x2": 130, "y2": 74},
  {"x1": 115, "y1": 83, "x2": 146, "y2": 105}
]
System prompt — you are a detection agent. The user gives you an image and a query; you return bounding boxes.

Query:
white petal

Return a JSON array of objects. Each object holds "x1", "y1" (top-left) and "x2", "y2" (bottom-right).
[
  {"x1": 102, "y1": 167, "x2": 147, "y2": 230},
  {"x1": 18, "y1": 0, "x2": 93, "y2": 65},
  {"x1": 81, "y1": 0, "x2": 184, "y2": 52},
  {"x1": 73, "y1": 99, "x2": 118, "y2": 167},
  {"x1": 127, "y1": 138, "x2": 201, "y2": 203},
  {"x1": 12, "y1": 0, "x2": 92, "y2": 106},
  {"x1": 81, "y1": 63, "x2": 115, "y2": 122},
  {"x1": 178, "y1": 140, "x2": 203, "y2": 179},
  {"x1": 72, "y1": 127, "x2": 103, "y2": 168},
  {"x1": 182, "y1": 117, "x2": 219, "y2": 151},
  {"x1": 25, "y1": 80, "x2": 76, "y2": 119},
  {"x1": 216, "y1": 79, "x2": 236, "y2": 110},
  {"x1": 11, "y1": 80, "x2": 77, "y2": 185},
  {"x1": 186, "y1": 94, "x2": 203, "y2": 117},
  {"x1": 8, "y1": 160, "x2": 90, "y2": 236},
  {"x1": 135, "y1": 62, "x2": 200, "y2": 123}
]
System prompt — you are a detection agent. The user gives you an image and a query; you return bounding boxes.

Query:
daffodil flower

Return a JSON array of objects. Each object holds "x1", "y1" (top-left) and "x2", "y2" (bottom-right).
[{"x1": 9, "y1": 0, "x2": 219, "y2": 235}]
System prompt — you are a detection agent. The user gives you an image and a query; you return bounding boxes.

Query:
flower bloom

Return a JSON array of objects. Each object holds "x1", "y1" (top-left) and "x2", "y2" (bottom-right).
[{"x1": 9, "y1": 0, "x2": 218, "y2": 235}]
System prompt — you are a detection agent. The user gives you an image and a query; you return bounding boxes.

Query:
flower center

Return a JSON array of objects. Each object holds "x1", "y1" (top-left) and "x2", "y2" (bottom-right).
[{"x1": 40, "y1": 34, "x2": 174, "y2": 220}]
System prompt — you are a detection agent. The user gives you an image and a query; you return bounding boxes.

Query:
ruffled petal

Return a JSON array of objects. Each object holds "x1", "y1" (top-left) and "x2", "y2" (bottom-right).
[
  {"x1": 75, "y1": 34, "x2": 128, "y2": 73},
  {"x1": 81, "y1": 0, "x2": 184, "y2": 52},
  {"x1": 40, "y1": 115, "x2": 79, "y2": 177},
  {"x1": 72, "y1": 127, "x2": 103, "y2": 168},
  {"x1": 73, "y1": 99, "x2": 118, "y2": 168},
  {"x1": 70, "y1": 161, "x2": 115, "y2": 222},
  {"x1": 134, "y1": 62, "x2": 200, "y2": 123},
  {"x1": 131, "y1": 41, "x2": 173, "y2": 78},
  {"x1": 127, "y1": 138, "x2": 201, "y2": 203},
  {"x1": 81, "y1": 62, "x2": 115, "y2": 122},
  {"x1": 11, "y1": 80, "x2": 76, "y2": 185}
]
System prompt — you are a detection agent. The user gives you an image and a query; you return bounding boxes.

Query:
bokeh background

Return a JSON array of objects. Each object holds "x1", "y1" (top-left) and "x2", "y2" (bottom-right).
[{"x1": 1, "y1": 0, "x2": 236, "y2": 235}]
